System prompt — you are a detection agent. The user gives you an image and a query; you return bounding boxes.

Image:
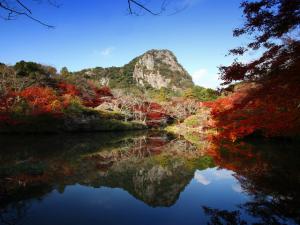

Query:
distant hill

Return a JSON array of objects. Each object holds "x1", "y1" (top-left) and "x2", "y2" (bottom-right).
[{"x1": 74, "y1": 49, "x2": 194, "y2": 92}]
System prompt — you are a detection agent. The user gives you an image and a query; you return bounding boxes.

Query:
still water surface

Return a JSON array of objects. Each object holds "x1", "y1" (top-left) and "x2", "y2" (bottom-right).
[{"x1": 0, "y1": 131, "x2": 299, "y2": 225}]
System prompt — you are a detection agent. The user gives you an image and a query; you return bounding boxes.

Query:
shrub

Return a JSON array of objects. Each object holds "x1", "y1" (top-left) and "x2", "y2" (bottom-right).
[{"x1": 20, "y1": 86, "x2": 62, "y2": 115}]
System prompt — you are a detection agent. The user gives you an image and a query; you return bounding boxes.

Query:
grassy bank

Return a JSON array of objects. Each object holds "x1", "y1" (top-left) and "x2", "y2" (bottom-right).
[{"x1": 0, "y1": 109, "x2": 146, "y2": 133}]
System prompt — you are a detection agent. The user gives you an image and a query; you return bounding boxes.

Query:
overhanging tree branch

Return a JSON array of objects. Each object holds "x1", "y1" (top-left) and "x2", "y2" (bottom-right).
[
  {"x1": 16, "y1": 0, "x2": 32, "y2": 14},
  {"x1": 0, "y1": 0, "x2": 54, "y2": 28},
  {"x1": 0, "y1": 0, "x2": 187, "y2": 28},
  {"x1": 128, "y1": 0, "x2": 162, "y2": 15}
]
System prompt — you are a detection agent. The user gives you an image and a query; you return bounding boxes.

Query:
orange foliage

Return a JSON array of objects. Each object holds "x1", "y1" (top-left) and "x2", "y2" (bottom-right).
[
  {"x1": 205, "y1": 73, "x2": 300, "y2": 141},
  {"x1": 57, "y1": 82, "x2": 113, "y2": 108},
  {"x1": 20, "y1": 86, "x2": 62, "y2": 115},
  {"x1": 57, "y1": 82, "x2": 80, "y2": 96},
  {"x1": 0, "y1": 83, "x2": 115, "y2": 124}
]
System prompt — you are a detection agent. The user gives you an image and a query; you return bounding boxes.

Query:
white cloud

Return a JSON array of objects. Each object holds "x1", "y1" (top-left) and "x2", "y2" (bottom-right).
[
  {"x1": 191, "y1": 68, "x2": 221, "y2": 89},
  {"x1": 194, "y1": 171, "x2": 211, "y2": 185},
  {"x1": 232, "y1": 183, "x2": 243, "y2": 193},
  {"x1": 213, "y1": 169, "x2": 234, "y2": 180},
  {"x1": 100, "y1": 47, "x2": 115, "y2": 56},
  {"x1": 193, "y1": 68, "x2": 208, "y2": 77}
]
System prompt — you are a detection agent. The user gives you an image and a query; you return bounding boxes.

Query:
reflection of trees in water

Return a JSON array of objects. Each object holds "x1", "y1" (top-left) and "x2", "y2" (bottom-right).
[
  {"x1": 203, "y1": 202, "x2": 298, "y2": 225},
  {"x1": 0, "y1": 201, "x2": 31, "y2": 225},
  {"x1": 88, "y1": 134, "x2": 200, "y2": 164},
  {"x1": 203, "y1": 201, "x2": 296, "y2": 225},
  {"x1": 92, "y1": 135, "x2": 167, "y2": 161},
  {"x1": 241, "y1": 196, "x2": 297, "y2": 225},
  {"x1": 0, "y1": 131, "x2": 210, "y2": 211},
  {"x1": 204, "y1": 139, "x2": 300, "y2": 224},
  {"x1": 203, "y1": 206, "x2": 247, "y2": 225},
  {"x1": 85, "y1": 134, "x2": 211, "y2": 207},
  {"x1": 2, "y1": 132, "x2": 298, "y2": 224}
]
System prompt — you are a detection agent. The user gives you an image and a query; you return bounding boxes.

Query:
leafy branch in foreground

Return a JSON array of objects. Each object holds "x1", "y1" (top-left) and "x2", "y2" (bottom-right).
[
  {"x1": 221, "y1": 0, "x2": 300, "y2": 85},
  {"x1": 203, "y1": 0, "x2": 300, "y2": 141}
]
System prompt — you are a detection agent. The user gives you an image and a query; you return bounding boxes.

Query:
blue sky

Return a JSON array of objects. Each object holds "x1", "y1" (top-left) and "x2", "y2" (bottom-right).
[{"x1": 0, "y1": 0, "x2": 251, "y2": 88}]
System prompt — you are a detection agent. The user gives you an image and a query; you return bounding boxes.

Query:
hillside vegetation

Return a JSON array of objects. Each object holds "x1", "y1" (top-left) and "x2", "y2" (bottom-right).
[
  {"x1": 72, "y1": 49, "x2": 194, "y2": 94},
  {"x1": 0, "y1": 52, "x2": 218, "y2": 133}
]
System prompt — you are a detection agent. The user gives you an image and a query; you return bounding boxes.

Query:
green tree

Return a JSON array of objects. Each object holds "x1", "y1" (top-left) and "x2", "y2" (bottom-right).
[
  {"x1": 60, "y1": 67, "x2": 70, "y2": 77},
  {"x1": 14, "y1": 61, "x2": 56, "y2": 78},
  {"x1": 184, "y1": 86, "x2": 218, "y2": 101}
]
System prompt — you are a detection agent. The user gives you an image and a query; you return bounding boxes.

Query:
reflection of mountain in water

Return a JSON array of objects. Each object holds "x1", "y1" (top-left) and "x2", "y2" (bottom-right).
[
  {"x1": 0, "y1": 131, "x2": 214, "y2": 209},
  {"x1": 2, "y1": 133, "x2": 299, "y2": 225}
]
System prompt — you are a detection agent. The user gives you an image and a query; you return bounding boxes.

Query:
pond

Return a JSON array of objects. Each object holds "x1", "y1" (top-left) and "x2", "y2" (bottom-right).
[{"x1": 0, "y1": 131, "x2": 299, "y2": 225}]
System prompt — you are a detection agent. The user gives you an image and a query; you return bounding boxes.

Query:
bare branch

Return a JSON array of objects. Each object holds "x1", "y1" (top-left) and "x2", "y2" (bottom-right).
[
  {"x1": 128, "y1": 0, "x2": 161, "y2": 15},
  {"x1": 0, "y1": 0, "x2": 187, "y2": 28},
  {"x1": 128, "y1": 0, "x2": 133, "y2": 14},
  {"x1": 16, "y1": 0, "x2": 32, "y2": 14},
  {"x1": 0, "y1": 0, "x2": 55, "y2": 28},
  {"x1": 127, "y1": 0, "x2": 188, "y2": 16}
]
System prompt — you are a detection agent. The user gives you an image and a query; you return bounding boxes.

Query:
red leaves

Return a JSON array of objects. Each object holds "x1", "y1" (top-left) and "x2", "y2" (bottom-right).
[
  {"x1": 218, "y1": 0, "x2": 300, "y2": 140},
  {"x1": 133, "y1": 101, "x2": 168, "y2": 127},
  {"x1": 57, "y1": 82, "x2": 80, "y2": 96},
  {"x1": 95, "y1": 86, "x2": 113, "y2": 97},
  {"x1": 128, "y1": 101, "x2": 170, "y2": 127},
  {"x1": 81, "y1": 85, "x2": 113, "y2": 108},
  {"x1": 82, "y1": 98, "x2": 103, "y2": 108},
  {"x1": 134, "y1": 102, "x2": 165, "y2": 114},
  {"x1": 206, "y1": 73, "x2": 300, "y2": 141},
  {"x1": 20, "y1": 86, "x2": 62, "y2": 115},
  {"x1": 147, "y1": 112, "x2": 164, "y2": 120},
  {"x1": 0, "y1": 84, "x2": 115, "y2": 125},
  {"x1": 57, "y1": 82, "x2": 113, "y2": 108}
]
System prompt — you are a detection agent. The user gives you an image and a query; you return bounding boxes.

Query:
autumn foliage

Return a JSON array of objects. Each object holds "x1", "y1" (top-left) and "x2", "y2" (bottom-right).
[
  {"x1": 204, "y1": 71, "x2": 300, "y2": 141},
  {"x1": 135, "y1": 102, "x2": 169, "y2": 126},
  {"x1": 81, "y1": 84, "x2": 113, "y2": 108},
  {"x1": 0, "y1": 72, "x2": 171, "y2": 128},
  {"x1": 57, "y1": 82, "x2": 80, "y2": 96},
  {"x1": 20, "y1": 86, "x2": 62, "y2": 115},
  {"x1": 205, "y1": 0, "x2": 300, "y2": 141},
  {"x1": 0, "y1": 80, "x2": 116, "y2": 124}
]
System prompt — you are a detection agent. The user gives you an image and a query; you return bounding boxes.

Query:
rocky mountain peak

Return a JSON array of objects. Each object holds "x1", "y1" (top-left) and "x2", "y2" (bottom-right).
[
  {"x1": 132, "y1": 49, "x2": 194, "y2": 91},
  {"x1": 137, "y1": 49, "x2": 183, "y2": 72},
  {"x1": 75, "y1": 49, "x2": 194, "y2": 92}
]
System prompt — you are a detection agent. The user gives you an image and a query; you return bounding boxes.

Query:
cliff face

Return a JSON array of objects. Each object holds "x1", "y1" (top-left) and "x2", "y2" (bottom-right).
[
  {"x1": 75, "y1": 49, "x2": 194, "y2": 91},
  {"x1": 132, "y1": 50, "x2": 194, "y2": 91}
]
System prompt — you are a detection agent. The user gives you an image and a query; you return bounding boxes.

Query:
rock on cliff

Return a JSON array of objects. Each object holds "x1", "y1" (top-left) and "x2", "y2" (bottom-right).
[{"x1": 132, "y1": 49, "x2": 194, "y2": 91}]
